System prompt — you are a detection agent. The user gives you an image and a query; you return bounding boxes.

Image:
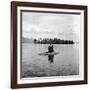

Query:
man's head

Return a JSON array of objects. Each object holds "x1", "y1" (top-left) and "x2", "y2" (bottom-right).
[{"x1": 50, "y1": 43, "x2": 52, "y2": 45}]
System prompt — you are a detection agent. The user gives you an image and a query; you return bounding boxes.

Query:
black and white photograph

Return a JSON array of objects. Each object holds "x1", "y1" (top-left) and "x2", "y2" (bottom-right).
[
  {"x1": 11, "y1": 1, "x2": 87, "y2": 88},
  {"x1": 21, "y1": 10, "x2": 81, "y2": 78}
]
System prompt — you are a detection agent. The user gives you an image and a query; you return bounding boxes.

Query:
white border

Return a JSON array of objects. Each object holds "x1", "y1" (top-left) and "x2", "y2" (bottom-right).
[{"x1": 17, "y1": 6, "x2": 84, "y2": 84}]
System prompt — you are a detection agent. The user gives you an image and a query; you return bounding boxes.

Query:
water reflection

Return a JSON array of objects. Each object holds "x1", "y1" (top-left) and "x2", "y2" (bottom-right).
[{"x1": 48, "y1": 55, "x2": 54, "y2": 63}]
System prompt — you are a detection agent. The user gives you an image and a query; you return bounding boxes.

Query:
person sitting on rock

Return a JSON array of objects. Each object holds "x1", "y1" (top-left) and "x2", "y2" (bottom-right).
[{"x1": 48, "y1": 43, "x2": 54, "y2": 53}]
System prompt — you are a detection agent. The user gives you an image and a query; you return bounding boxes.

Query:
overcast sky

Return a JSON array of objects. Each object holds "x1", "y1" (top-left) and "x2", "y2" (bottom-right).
[{"x1": 22, "y1": 11, "x2": 81, "y2": 42}]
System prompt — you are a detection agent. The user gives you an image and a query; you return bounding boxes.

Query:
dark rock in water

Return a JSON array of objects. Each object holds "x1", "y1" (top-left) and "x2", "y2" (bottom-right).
[{"x1": 39, "y1": 52, "x2": 59, "y2": 56}]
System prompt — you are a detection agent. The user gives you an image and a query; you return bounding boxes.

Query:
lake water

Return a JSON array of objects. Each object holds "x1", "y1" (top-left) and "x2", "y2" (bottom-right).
[{"x1": 21, "y1": 43, "x2": 79, "y2": 78}]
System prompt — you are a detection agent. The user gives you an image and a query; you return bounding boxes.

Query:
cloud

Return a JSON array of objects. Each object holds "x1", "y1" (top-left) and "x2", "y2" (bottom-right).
[{"x1": 22, "y1": 11, "x2": 80, "y2": 41}]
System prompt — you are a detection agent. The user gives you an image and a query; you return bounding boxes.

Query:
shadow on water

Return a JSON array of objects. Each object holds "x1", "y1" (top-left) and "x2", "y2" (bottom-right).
[
  {"x1": 48, "y1": 55, "x2": 54, "y2": 63},
  {"x1": 38, "y1": 52, "x2": 59, "y2": 64}
]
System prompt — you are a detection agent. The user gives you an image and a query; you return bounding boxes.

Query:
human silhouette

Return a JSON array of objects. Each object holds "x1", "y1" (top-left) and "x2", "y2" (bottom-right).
[{"x1": 48, "y1": 43, "x2": 54, "y2": 53}]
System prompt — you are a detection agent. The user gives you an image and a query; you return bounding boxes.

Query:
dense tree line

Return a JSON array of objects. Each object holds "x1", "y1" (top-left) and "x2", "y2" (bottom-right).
[{"x1": 34, "y1": 38, "x2": 74, "y2": 44}]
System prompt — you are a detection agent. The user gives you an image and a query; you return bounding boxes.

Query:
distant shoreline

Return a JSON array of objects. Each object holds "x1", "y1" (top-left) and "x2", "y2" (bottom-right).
[
  {"x1": 22, "y1": 42, "x2": 79, "y2": 44},
  {"x1": 22, "y1": 37, "x2": 75, "y2": 44}
]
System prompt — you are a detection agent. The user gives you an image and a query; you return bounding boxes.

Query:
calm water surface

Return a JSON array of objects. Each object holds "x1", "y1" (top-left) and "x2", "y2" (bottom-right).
[{"x1": 21, "y1": 43, "x2": 79, "y2": 78}]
